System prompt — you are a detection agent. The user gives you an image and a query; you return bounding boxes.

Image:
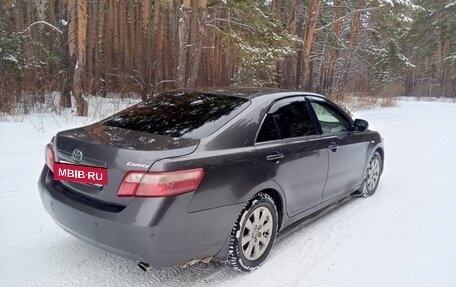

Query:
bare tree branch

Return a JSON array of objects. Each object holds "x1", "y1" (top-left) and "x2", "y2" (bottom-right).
[
  {"x1": 23, "y1": 21, "x2": 63, "y2": 34},
  {"x1": 315, "y1": 7, "x2": 380, "y2": 32},
  {"x1": 205, "y1": 18, "x2": 254, "y2": 30},
  {"x1": 153, "y1": 80, "x2": 177, "y2": 89}
]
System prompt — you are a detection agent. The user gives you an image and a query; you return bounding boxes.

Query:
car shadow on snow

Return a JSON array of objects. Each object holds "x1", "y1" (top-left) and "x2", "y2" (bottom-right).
[{"x1": 275, "y1": 196, "x2": 359, "y2": 244}]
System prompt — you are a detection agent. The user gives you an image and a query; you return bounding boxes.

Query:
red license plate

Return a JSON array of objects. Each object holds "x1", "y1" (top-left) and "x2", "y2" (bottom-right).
[{"x1": 54, "y1": 162, "x2": 108, "y2": 186}]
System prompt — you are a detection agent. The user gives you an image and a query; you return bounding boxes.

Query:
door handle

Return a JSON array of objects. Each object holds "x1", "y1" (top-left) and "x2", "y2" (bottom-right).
[
  {"x1": 328, "y1": 142, "x2": 338, "y2": 152},
  {"x1": 266, "y1": 152, "x2": 284, "y2": 161}
]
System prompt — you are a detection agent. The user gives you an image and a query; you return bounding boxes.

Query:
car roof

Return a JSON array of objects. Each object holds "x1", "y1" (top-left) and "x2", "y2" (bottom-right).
[{"x1": 162, "y1": 87, "x2": 324, "y2": 100}]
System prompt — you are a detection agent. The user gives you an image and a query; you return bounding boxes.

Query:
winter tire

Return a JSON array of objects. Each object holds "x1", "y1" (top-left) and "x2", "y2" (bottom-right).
[
  {"x1": 226, "y1": 193, "x2": 278, "y2": 272},
  {"x1": 356, "y1": 151, "x2": 383, "y2": 197}
]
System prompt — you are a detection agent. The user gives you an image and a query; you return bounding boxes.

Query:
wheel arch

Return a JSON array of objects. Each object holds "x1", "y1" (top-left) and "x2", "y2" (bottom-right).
[
  {"x1": 374, "y1": 146, "x2": 384, "y2": 171},
  {"x1": 213, "y1": 184, "x2": 286, "y2": 262},
  {"x1": 365, "y1": 142, "x2": 384, "y2": 170},
  {"x1": 255, "y1": 188, "x2": 284, "y2": 232}
]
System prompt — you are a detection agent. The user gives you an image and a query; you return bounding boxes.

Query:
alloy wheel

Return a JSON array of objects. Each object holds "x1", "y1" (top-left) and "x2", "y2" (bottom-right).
[
  {"x1": 366, "y1": 157, "x2": 380, "y2": 191},
  {"x1": 241, "y1": 207, "x2": 273, "y2": 261}
]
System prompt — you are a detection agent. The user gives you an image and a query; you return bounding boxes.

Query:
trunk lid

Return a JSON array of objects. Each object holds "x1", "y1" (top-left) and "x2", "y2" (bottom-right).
[{"x1": 53, "y1": 123, "x2": 199, "y2": 206}]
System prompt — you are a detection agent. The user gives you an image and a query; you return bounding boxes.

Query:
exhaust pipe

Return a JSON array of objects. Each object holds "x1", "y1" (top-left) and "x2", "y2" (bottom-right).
[{"x1": 138, "y1": 262, "x2": 152, "y2": 272}]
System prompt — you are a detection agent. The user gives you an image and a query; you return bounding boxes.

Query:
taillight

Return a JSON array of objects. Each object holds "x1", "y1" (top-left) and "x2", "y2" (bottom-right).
[
  {"x1": 45, "y1": 143, "x2": 55, "y2": 172},
  {"x1": 117, "y1": 168, "x2": 204, "y2": 197}
]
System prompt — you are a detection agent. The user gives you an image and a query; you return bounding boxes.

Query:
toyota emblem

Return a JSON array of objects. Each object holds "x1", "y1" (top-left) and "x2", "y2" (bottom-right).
[{"x1": 72, "y1": 149, "x2": 83, "y2": 163}]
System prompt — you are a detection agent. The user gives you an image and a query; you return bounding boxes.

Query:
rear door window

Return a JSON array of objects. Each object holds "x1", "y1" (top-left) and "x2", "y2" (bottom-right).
[
  {"x1": 257, "y1": 97, "x2": 316, "y2": 142},
  {"x1": 100, "y1": 92, "x2": 250, "y2": 139}
]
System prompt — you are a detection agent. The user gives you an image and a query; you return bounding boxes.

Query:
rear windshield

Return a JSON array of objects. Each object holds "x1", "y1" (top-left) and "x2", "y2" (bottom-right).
[{"x1": 100, "y1": 91, "x2": 250, "y2": 139}]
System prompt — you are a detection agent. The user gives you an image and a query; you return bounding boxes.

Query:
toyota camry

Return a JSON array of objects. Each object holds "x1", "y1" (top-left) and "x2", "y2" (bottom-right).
[{"x1": 38, "y1": 88, "x2": 384, "y2": 272}]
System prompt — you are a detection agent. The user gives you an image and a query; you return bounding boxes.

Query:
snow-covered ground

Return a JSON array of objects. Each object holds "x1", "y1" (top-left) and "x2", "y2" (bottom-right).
[{"x1": 1, "y1": 100, "x2": 455, "y2": 287}]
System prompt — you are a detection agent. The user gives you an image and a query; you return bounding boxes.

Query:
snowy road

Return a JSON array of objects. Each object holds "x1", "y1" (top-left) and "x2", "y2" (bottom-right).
[{"x1": 1, "y1": 101, "x2": 455, "y2": 287}]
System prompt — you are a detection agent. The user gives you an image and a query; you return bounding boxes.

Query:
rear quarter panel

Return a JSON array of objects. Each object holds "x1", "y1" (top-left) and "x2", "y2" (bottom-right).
[{"x1": 150, "y1": 147, "x2": 284, "y2": 213}]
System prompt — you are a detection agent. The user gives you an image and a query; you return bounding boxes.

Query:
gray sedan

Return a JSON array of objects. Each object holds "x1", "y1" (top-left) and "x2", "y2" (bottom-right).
[{"x1": 38, "y1": 88, "x2": 384, "y2": 272}]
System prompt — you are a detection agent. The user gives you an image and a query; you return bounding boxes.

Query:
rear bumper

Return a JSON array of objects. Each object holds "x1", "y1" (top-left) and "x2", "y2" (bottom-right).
[{"x1": 38, "y1": 166, "x2": 243, "y2": 267}]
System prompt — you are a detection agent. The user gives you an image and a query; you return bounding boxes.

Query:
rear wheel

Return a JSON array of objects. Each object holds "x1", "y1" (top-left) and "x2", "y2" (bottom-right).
[
  {"x1": 356, "y1": 151, "x2": 382, "y2": 197},
  {"x1": 226, "y1": 193, "x2": 278, "y2": 272}
]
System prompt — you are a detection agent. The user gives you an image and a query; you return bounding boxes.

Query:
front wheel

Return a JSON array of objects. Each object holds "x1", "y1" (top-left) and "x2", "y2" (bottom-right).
[
  {"x1": 226, "y1": 193, "x2": 278, "y2": 272},
  {"x1": 356, "y1": 151, "x2": 383, "y2": 197}
]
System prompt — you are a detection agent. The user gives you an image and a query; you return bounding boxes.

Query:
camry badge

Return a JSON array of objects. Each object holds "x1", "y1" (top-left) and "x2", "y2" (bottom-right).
[
  {"x1": 72, "y1": 149, "x2": 84, "y2": 163},
  {"x1": 126, "y1": 162, "x2": 149, "y2": 169}
]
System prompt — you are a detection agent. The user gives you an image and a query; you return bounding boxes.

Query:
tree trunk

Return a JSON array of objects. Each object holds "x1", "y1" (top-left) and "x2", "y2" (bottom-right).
[
  {"x1": 97, "y1": 0, "x2": 106, "y2": 98},
  {"x1": 140, "y1": 0, "x2": 151, "y2": 100},
  {"x1": 320, "y1": 0, "x2": 344, "y2": 97},
  {"x1": 73, "y1": 0, "x2": 88, "y2": 116},
  {"x1": 339, "y1": 0, "x2": 365, "y2": 96},
  {"x1": 177, "y1": 0, "x2": 191, "y2": 88},
  {"x1": 151, "y1": 1, "x2": 163, "y2": 91},
  {"x1": 280, "y1": 0, "x2": 297, "y2": 89},
  {"x1": 119, "y1": 1, "x2": 128, "y2": 72},
  {"x1": 187, "y1": 0, "x2": 207, "y2": 87},
  {"x1": 59, "y1": 0, "x2": 72, "y2": 108},
  {"x1": 299, "y1": 0, "x2": 322, "y2": 90}
]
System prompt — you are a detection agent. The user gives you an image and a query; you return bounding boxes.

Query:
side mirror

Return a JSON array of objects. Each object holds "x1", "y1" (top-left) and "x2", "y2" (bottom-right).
[{"x1": 354, "y1": 119, "x2": 369, "y2": 132}]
